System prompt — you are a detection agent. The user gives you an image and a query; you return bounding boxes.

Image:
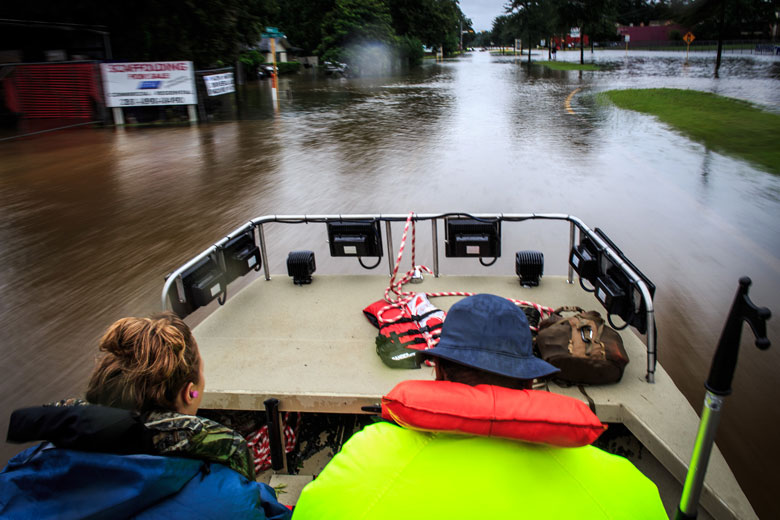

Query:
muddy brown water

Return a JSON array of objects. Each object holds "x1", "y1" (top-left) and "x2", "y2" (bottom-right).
[{"x1": 1, "y1": 50, "x2": 778, "y2": 518}]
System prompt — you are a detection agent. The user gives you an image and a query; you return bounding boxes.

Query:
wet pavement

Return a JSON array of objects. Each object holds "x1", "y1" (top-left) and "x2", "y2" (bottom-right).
[{"x1": 0, "y1": 49, "x2": 778, "y2": 517}]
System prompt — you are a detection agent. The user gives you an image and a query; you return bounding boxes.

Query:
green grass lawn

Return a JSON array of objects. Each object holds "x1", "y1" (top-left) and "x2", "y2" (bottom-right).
[
  {"x1": 602, "y1": 88, "x2": 780, "y2": 174},
  {"x1": 536, "y1": 61, "x2": 600, "y2": 71}
]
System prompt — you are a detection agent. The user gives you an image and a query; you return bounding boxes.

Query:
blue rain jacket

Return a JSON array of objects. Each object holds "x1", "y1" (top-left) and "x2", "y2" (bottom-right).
[{"x1": 0, "y1": 442, "x2": 291, "y2": 520}]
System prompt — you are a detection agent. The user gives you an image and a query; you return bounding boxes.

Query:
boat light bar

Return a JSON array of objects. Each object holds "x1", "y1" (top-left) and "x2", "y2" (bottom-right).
[{"x1": 445, "y1": 218, "x2": 501, "y2": 258}]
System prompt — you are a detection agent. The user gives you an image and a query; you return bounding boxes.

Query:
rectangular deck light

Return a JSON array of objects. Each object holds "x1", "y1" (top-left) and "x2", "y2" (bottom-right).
[
  {"x1": 170, "y1": 255, "x2": 226, "y2": 318},
  {"x1": 569, "y1": 235, "x2": 601, "y2": 285},
  {"x1": 594, "y1": 229, "x2": 656, "y2": 333},
  {"x1": 222, "y1": 230, "x2": 261, "y2": 284},
  {"x1": 327, "y1": 221, "x2": 383, "y2": 258},
  {"x1": 445, "y1": 218, "x2": 501, "y2": 258}
]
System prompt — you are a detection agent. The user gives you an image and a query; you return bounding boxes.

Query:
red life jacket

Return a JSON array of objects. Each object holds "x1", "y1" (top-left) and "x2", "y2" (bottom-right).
[{"x1": 363, "y1": 293, "x2": 445, "y2": 352}]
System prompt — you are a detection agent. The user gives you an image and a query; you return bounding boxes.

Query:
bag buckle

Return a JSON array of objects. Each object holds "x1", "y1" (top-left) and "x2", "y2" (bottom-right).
[
  {"x1": 580, "y1": 326, "x2": 593, "y2": 344},
  {"x1": 580, "y1": 326, "x2": 594, "y2": 355}
]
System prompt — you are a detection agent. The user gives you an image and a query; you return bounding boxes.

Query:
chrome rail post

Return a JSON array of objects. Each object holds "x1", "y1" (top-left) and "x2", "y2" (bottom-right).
[
  {"x1": 639, "y1": 282, "x2": 657, "y2": 383},
  {"x1": 432, "y1": 218, "x2": 439, "y2": 277},
  {"x1": 385, "y1": 220, "x2": 394, "y2": 276},
  {"x1": 258, "y1": 223, "x2": 270, "y2": 281},
  {"x1": 568, "y1": 221, "x2": 575, "y2": 283}
]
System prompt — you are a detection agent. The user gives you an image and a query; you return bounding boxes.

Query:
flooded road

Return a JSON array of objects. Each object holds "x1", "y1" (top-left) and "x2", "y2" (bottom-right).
[{"x1": 1, "y1": 49, "x2": 778, "y2": 517}]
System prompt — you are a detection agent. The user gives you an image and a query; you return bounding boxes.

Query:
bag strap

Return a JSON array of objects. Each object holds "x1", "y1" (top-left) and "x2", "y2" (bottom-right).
[{"x1": 554, "y1": 306, "x2": 585, "y2": 315}]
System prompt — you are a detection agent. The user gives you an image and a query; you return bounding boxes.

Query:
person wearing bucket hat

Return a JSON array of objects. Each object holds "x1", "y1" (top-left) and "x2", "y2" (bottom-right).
[
  {"x1": 420, "y1": 293, "x2": 559, "y2": 383},
  {"x1": 293, "y1": 295, "x2": 666, "y2": 520}
]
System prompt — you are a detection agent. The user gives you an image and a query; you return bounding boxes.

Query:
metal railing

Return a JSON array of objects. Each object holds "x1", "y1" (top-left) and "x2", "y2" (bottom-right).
[{"x1": 161, "y1": 212, "x2": 657, "y2": 382}]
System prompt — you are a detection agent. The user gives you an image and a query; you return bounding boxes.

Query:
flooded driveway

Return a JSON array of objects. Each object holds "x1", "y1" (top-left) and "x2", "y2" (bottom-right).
[{"x1": 1, "y1": 49, "x2": 778, "y2": 517}]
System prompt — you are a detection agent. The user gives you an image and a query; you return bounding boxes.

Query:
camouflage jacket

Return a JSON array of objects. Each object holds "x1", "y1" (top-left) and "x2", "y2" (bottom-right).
[{"x1": 52, "y1": 399, "x2": 256, "y2": 481}]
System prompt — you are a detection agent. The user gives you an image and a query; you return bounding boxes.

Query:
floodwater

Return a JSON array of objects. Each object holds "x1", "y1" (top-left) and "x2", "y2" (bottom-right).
[{"x1": 1, "y1": 49, "x2": 779, "y2": 517}]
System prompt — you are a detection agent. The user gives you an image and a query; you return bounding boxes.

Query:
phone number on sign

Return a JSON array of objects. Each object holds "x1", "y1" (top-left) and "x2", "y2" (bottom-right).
[{"x1": 119, "y1": 97, "x2": 187, "y2": 106}]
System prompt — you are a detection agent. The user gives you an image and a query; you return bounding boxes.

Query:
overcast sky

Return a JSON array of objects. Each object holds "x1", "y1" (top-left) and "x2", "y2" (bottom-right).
[{"x1": 459, "y1": 0, "x2": 507, "y2": 32}]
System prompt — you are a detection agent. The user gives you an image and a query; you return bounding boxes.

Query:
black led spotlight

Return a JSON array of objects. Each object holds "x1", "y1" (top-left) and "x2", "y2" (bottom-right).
[
  {"x1": 515, "y1": 250, "x2": 544, "y2": 287},
  {"x1": 287, "y1": 250, "x2": 316, "y2": 285}
]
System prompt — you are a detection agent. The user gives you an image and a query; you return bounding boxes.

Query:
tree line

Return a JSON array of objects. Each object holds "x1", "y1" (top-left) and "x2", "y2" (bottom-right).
[
  {"x1": 479, "y1": 0, "x2": 776, "y2": 51},
  {"x1": 469, "y1": 0, "x2": 775, "y2": 67},
  {"x1": 2, "y1": 0, "x2": 472, "y2": 69}
]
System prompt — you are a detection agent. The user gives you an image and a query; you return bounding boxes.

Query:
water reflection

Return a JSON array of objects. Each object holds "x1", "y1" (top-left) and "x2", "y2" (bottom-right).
[{"x1": 0, "y1": 49, "x2": 779, "y2": 518}]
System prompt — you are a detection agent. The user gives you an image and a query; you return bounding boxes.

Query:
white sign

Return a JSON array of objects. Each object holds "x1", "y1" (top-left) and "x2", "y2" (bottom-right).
[
  {"x1": 570, "y1": 27, "x2": 580, "y2": 38},
  {"x1": 624, "y1": 34, "x2": 630, "y2": 42},
  {"x1": 101, "y1": 61, "x2": 196, "y2": 107},
  {"x1": 540, "y1": 39, "x2": 546, "y2": 47},
  {"x1": 204, "y1": 72, "x2": 235, "y2": 96}
]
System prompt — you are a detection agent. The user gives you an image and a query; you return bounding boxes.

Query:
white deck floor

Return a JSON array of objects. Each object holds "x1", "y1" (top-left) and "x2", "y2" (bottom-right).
[{"x1": 193, "y1": 274, "x2": 756, "y2": 520}]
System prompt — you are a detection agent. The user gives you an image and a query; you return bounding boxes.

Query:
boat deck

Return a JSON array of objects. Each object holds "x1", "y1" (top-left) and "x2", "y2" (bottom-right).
[{"x1": 194, "y1": 274, "x2": 756, "y2": 520}]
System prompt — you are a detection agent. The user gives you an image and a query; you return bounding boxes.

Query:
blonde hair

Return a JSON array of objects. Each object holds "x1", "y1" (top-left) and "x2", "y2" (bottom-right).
[{"x1": 86, "y1": 312, "x2": 200, "y2": 413}]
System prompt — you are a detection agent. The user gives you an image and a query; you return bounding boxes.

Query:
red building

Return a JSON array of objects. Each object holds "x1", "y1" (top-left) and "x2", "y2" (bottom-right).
[
  {"x1": 617, "y1": 22, "x2": 688, "y2": 42},
  {"x1": 551, "y1": 34, "x2": 590, "y2": 49}
]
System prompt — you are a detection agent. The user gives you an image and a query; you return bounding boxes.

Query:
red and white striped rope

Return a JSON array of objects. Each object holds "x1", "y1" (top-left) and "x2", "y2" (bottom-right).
[
  {"x1": 245, "y1": 413, "x2": 300, "y2": 473},
  {"x1": 376, "y1": 212, "x2": 555, "y2": 346}
]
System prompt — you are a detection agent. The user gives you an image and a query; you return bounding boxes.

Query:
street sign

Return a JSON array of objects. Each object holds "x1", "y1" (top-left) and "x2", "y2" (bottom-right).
[
  {"x1": 262, "y1": 26, "x2": 285, "y2": 39},
  {"x1": 683, "y1": 32, "x2": 695, "y2": 44},
  {"x1": 570, "y1": 27, "x2": 580, "y2": 38},
  {"x1": 624, "y1": 34, "x2": 630, "y2": 42}
]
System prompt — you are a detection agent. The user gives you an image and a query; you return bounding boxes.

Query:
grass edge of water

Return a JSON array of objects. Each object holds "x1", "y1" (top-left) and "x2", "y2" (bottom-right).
[{"x1": 599, "y1": 88, "x2": 780, "y2": 175}]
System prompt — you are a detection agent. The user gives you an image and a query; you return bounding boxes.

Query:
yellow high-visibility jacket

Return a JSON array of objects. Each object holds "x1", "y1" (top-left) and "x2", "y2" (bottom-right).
[{"x1": 293, "y1": 421, "x2": 667, "y2": 519}]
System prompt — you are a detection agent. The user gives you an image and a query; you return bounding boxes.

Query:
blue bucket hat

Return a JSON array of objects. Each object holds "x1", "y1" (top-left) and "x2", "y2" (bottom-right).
[{"x1": 420, "y1": 294, "x2": 559, "y2": 380}]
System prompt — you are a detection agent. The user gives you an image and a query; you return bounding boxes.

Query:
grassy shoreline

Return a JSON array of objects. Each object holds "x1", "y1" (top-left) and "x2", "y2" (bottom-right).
[{"x1": 602, "y1": 88, "x2": 780, "y2": 174}]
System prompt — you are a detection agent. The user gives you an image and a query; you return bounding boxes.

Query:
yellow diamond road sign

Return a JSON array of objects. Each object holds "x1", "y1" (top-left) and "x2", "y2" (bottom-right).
[{"x1": 683, "y1": 32, "x2": 695, "y2": 44}]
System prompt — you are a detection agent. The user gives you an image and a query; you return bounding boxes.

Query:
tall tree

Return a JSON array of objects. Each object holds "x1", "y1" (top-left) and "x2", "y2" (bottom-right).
[
  {"x1": 317, "y1": 0, "x2": 397, "y2": 71},
  {"x1": 679, "y1": 0, "x2": 777, "y2": 75},
  {"x1": 506, "y1": 1, "x2": 555, "y2": 63},
  {"x1": 555, "y1": 0, "x2": 617, "y2": 64},
  {"x1": 276, "y1": 0, "x2": 336, "y2": 55},
  {"x1": 491, "y1": 15, "x2": 514, "y2": 51},
  {"x1": 386, "y1": 0, "x2": 466, "y2": 55},
  {"x1": 2, "y1": 0, "x2": 277, "y2": 67}
]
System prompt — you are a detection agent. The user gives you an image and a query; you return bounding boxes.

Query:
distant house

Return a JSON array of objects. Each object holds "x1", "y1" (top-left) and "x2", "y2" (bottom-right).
[
  {"x1": 617, "y1": 21, "x2": 688, "y2": 42},
  {"x1": 256, "y1": 37, "x2": 300, "y2": 63}
]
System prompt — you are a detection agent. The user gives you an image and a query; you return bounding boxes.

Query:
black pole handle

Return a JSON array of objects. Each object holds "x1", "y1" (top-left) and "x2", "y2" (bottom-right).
[
  {"x1": 264, "y1": 398, "x2": 285, "y2": 471},
  {"x1": 706, "y1": 277, "x2": 771, "y2": 396}
]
